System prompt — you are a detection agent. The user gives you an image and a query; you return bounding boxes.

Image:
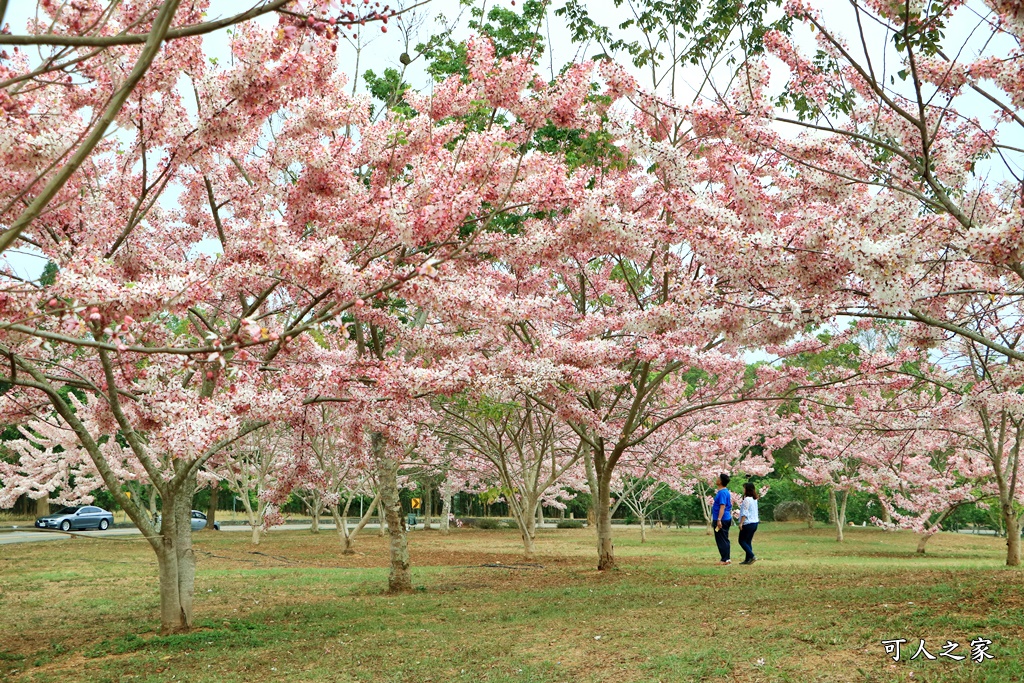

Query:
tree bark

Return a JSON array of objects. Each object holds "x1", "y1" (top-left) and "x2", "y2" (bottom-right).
[
  {"x1": 639, "y1": 513, "x2": 647, "y2": 543},
  {"x1": 204, "y1": 484, "x2": 219, "y2": 531},
  {"x1": 374, "y1": 433, "x2": 411, "y2": 592},
  {"x1": 697, "y1": 482, "x2": 713, "y2": 535},
  {"x1": 584, "y1": 445, "x2": 598, "y2": 530},
  {"x1": 35, "y1": 496, "x2": 49, "y2": 518},
  {"x1": 239, "y1": 494, "x2": 261, "y2": 545},
  {"x1": 310, "y1": 502, "x2": 320, "y2": 534},
  {"x1": 879, "y1": 499, "x2": 892, "y2": 526},
  {"x1": 833, "y1": 489, "x2": 848, "y2": 543},
  {"x1": 334, "y1": 494, "x2": 379, "y2": 554},
  {"x1": 585, "y1": 443, "x2": 616, "y2": 569},
  {"x1": 155, "y1": 475, "x2": 197, "y2": 634},
  {"x1": 916, "y1": 533, "x2": 931, "y2": 554},
  {"x1": 595, "y1": 476, "x2": 615, "y2": 570},
  {"x1": 331, "y1": 504, "x2": 353, "y2": 553},
  {"x1": 440, "y1": 479, "x2": 452, "y2": 535},
  {"x1": 828, "y1": 489, "x2": 837, "y2": 525},
  {"x1": 522, "y1": 498, "x2": 539, "y2": 559},
  {"x1": 1004, "y1": 507, "x2": 1021, "y2": 566},
  {"x1": 519, "y1": 520, "x2": 537, "y2": 559},
  {"x1": 149, "y1": 486, "x2": 159, "y2": 525},
  {"x1": 422, "y1": 481, "x2": 432, "y2": 530}
]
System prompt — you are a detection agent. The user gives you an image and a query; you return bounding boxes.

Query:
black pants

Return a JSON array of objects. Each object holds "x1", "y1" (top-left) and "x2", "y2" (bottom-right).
[
  {"x1": 714, "y1": 520, "x2": 732, "y2": 561},
  {"x1": 738, "y1": 522, "x2": 758, "y2": 562}
]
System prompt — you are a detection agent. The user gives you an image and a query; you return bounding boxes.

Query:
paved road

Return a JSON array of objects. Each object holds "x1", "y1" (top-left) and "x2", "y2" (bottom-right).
[
  {"x1": 0, "y1": 523, "x2": 345, "y2": 545},
  {"x1": 0, "y1": 521, "x2": 578, "y2": 545}
]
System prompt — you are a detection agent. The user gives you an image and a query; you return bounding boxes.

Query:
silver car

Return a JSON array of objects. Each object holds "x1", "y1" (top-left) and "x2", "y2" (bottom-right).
[
  {"x1": 35, "y1": 505, "x2": 114, "y2": 531},
  {"x1": 191, "y1": 510, "x2": 220, "y2": 531},
  {"x1": 153, "y1": 510, "x2": 220, "y2": 531}
]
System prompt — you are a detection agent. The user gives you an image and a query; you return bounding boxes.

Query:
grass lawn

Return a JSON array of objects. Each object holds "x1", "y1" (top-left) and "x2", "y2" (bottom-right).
[{"x1": 0, "y1": 523, "x2": 1021, "y2": 682}]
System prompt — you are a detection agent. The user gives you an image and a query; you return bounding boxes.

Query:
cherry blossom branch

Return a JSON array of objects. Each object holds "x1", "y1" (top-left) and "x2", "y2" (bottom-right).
[
  {"x1": 0, "y1": 0, "x2": 293, "y2": 47},
  {"x1": 97, "y1": 347, "x2": 167, "y2": 492},
  {"x1": 0, "y1": 0, "x2": 182, "y2": 255},
  {"x1": 0, "y1": 345, "x2": 160, "y2": 543},
  {"x1": 907, "y1": 308, "x2": 1024, "y2": 363}
]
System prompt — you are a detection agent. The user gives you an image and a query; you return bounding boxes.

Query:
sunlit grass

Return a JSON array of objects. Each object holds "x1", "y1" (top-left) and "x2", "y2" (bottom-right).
[{"x1": 0, "y1": 524, "x2": 1021, "y2": 682}]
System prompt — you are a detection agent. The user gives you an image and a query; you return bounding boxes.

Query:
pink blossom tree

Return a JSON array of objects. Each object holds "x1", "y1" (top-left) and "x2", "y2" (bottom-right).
[
  {"x1": 777, "y1": 330, "x2": 1011, "y2": 556},
  {"x1": 436, "y1": 392, "x2": 585, "y2": 558},
  {"x1": 683, "y1": 0, "x2": 1024, "y2": 396},
  {"x1": 285, "y1": 405, "x2": 380, "y2": 554},
  {"x1": 0, "y1": 8, "x2": 623, "y2": 626},
  {"x1": 211, "y1": 425, "x2": 290, "y2": 545}
]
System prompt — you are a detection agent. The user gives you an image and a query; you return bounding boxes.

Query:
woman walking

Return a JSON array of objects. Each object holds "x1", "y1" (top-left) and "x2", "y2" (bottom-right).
[{"x1": 737, "y1": 482, "x2": 759, "y2": 565}]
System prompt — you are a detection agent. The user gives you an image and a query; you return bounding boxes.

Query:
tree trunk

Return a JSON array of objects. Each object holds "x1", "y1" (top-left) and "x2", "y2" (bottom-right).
[
  {"x1": 595, "y1": 476, "x2": 615, "y2": 570},
  {"x1": 204, "y1": 484, "x2": 219, "y2": 531},
  {"x1": 584, "y1": 444, "x2": 615, "y2": 568},
  {"x1": 879, "y1": 499, "x2": 892, "y2": 526},
  {"x1": 155, "y1": 477, "x2": 197, "y2": 634},
  {"x1": 335, "y1": 494, "x2": 379, "y2": 554},
  {"x1": 519, "y1": 521, "x2": 537, "y2": 559},
  {"x1": 348, "y1": 496, "x2": 379, "y2": 549},
  {"x1": 833, "y1": 489, "x2": 848, "y2": 543},
  {"x1": 523, "y1": 499, "x2": 539, "y2": 559},
  {"x1": 1004, "y1": 507, "x2": 1021, "y2": 566},
  {"x1": 440, "y1": 479, "x2": 452, "y2": 535},
  {"x1": 331, "y1": 504, "x2": 351, "y2": 553},
  {"x1": 639, "y1": 513, "x2": 647, "y2": 543},
  {"x1": 310, "y1": 502, "x2": 320, "y2": 534},
  {"x1": 422, "y1": 482, "x2": 432, "y2": 530},
  {"x1": 240, "y1": 496, "x2": 260, "y2": 545},
  {"x1": 916, "y1": 508, "x2": 954, "y2": 554},
  {"x1": 584, "y1": 445, "x2": 598, "y2": 530},
  {"x1": 35, "y1": 496, "x2": 49, "y2": 518},
  {"x1": 697, "y1": 483, "x2": 713, "y2": 535},
  {"x1": 828, "y1": 489, "x2": 837, "y2": 525},
  {"x1": 916, "y1": 533, "x2": 931, "y2": 554},
  {"x1": 374, "y1": 433, "x2": 411, "y2": 592},
  {"x1": 149, "y1": 486, "x2": 159, "y2": 525}
]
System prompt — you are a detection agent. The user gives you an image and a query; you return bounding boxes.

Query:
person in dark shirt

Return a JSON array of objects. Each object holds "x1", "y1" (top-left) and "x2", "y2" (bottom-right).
[{"x1": 712, "y1": 473, "x2": 732, "y2": 565}]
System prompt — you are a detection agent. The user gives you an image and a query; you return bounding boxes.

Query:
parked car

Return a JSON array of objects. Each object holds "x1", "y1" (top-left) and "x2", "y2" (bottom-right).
[
  {"x1": 153, "y1": 510, "x2": 221, "y2": 532},
  {"x1": 191, "y1": 510, "x2": 220, "y2": 531},
  {"x1": 35, "y1": 505, "x2": 114, "y2": 532}
]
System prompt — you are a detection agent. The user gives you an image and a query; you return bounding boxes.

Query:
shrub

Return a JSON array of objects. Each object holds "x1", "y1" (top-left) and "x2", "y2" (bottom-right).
[
  {"x1": 474, "y1": 518, "x2": 501, "y2": 530},
  {"x1": 774, "y1": 500, "x2": 812, "y2": 522},
  {"x1": 556, "y1": 520, "x2": 584, "y2": 529}
]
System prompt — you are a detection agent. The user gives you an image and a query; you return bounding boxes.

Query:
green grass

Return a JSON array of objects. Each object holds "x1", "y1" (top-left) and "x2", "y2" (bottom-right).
[{"x1": 0, "y1": 524, "x2": 1021, "y2": 682}]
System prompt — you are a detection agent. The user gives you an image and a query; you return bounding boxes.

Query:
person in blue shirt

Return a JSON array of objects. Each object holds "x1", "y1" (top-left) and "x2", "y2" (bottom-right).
[{"x1": 712, "y1": 473, "x2": 732, "y2": 565}]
